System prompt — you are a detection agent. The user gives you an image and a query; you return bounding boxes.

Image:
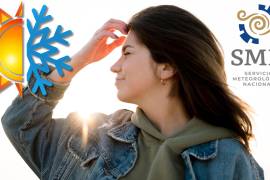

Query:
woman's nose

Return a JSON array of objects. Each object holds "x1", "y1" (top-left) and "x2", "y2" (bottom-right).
[{"x1": 110, "y1": 58, "x2": 122, "y2": 73}]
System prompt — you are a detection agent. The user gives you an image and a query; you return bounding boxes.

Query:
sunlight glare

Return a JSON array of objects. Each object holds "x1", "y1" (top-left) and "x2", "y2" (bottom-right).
[{"x1": 77, "y1": 110, "x2": 92, "y2": 147}]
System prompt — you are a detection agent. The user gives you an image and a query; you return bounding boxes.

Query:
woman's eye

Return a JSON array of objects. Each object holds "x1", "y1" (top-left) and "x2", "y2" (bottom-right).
[{"x1": 123, "y1": 52, "x2": 131, "y2": 56}]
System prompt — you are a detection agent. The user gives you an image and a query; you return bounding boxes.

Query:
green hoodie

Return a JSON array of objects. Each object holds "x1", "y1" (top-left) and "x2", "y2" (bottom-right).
[{"x1": 121, "y1": 107, "x2": 236, "y2": 180}]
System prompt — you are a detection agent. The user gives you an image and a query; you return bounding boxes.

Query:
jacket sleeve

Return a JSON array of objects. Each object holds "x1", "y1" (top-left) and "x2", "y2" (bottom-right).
[
  {"x1": 1, "y1": 76, "x2": 71, "y2": 178},
  {"x1": 217, "y1": 139, "x2": 264, "y2": 180},
  {"x1": 233, "y1": 150, "x2": 265, "y2": 180},
  {"x1": 184, "y1": 139, "x2": 265, "y2": 180},
  {"x1": 216, "y1": 139, "x2": 264, "y2": 180}
]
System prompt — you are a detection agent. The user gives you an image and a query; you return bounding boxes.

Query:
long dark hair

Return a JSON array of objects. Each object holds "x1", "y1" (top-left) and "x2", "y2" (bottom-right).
[{"x1": 127, "y1": 5, "x2": 253, "y2": 150}]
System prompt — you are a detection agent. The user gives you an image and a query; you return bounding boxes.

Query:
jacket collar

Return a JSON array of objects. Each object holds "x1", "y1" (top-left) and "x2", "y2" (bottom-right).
[
  {"x1": 107, "y1": 107, "x2": 221, "y2": 161},
  {"x1": 108, "y1": 119, "x2": 219, "y2": 161},
  {"x1": 181, "y1": 140, "x2": 218, "y2": 160},
  {"x1": 107, "y1": 121, "x2": 139, "y2": 143}
]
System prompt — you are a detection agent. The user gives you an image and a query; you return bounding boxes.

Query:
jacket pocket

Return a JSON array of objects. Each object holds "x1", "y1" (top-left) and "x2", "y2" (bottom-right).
[
  {"x1": 68, "y1": 134, "x2": 99, "y2": 167},
  {"x1": 52, "y1": 134, "x2": 100, "y2": 180}
]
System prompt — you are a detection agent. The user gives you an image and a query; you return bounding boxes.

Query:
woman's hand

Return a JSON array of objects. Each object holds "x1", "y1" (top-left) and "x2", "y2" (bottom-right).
[
  {"x1": 48, "y1": 19, "x2": 128, "y2": 83},
  {"x1": 78, "y1": 19, "x2": 128, "y2": 64}
]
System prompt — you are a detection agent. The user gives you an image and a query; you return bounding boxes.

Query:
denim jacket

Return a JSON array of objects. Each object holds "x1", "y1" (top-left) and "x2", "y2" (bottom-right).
[{"x1": 1, "y1": 80, "x2": 264, "y2": 180}]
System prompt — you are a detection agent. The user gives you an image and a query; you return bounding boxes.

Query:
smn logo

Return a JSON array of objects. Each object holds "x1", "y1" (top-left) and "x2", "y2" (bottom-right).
[
  {"x1": 237, "y1": 4, "x2": 270, "y2": 44},
  {"x1": 232, "y1": 4, "x2": 270, "y2": 66},
  {"x1": 0, "y1": 3, "x2": 23, "y2": 96}
]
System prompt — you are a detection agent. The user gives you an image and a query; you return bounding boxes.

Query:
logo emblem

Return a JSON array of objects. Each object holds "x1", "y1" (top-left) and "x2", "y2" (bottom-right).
[
  {"x1": 0, "y1": 3, "x2": 73, "y2": 97},
  {"x1": 237, "y1": 4, "x2": 270, "y2": 44}
]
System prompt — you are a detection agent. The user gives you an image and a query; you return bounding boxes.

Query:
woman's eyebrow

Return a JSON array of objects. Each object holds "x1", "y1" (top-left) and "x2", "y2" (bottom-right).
[{"x1": 122, "y1": 45, "x2": 134, "y2": 52}]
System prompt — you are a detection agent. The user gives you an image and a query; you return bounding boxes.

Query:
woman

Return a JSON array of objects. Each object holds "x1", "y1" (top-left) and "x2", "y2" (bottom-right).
[{"x1": 2, "y1": 5, "x2": 264, "y2": 180}]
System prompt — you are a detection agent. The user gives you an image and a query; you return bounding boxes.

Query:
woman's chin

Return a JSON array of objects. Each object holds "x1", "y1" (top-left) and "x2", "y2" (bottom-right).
[
  {"x1": 117, "y1": 92, "x2": 127, "y2": 102},
  {"x1": 117, "y1": 91, "x2": 133, "y2": 103}
]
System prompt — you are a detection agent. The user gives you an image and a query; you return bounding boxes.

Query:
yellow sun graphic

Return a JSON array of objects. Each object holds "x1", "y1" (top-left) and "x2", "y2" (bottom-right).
[{"x1": 0, "y1": 3, "x2": 23, "y2": 96}]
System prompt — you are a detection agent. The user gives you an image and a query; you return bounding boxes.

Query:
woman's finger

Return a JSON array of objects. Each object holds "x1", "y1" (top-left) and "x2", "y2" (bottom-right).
[
  {"x1": 107, "y1": 36, "x2": 126, "y2": 51},
  {"x1": 105, "y1": 18, "x2": 127, "y2": 28},
  {"x1": 102, "y1": 19, "x2": 128, "y2": 35},
  {"x1": 96, "y1": 30, "x2": 119, "y2": 41}
]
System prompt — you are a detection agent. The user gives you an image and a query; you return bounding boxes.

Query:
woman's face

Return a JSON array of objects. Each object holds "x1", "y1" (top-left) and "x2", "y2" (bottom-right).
[{"x1": 110, "y1": 31, "x2": 160, "y2": 104}]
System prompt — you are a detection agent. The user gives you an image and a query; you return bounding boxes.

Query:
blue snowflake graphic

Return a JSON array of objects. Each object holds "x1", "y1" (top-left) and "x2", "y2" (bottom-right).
[{"x1": 27, "y1": 5, "x2": 73, "y2": 96}]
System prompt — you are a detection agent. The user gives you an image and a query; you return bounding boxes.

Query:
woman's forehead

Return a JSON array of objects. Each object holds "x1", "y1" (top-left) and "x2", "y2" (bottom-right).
[
  {"x1": 123, "y1": 31, "x2": 147, "y2": 50},
  {"x1": 125, "y1": 31, "x2": 140, "y2": 45}
]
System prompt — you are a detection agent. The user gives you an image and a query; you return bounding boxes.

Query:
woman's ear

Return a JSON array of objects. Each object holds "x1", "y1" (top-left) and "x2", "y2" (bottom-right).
[{"x1": 158, "y1": 63, "x2": 176, "y2": 79}]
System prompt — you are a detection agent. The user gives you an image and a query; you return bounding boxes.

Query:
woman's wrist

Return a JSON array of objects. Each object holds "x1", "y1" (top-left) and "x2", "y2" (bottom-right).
[{"x1": 47, "y1": 53, "x2": 90, "y2": 84}]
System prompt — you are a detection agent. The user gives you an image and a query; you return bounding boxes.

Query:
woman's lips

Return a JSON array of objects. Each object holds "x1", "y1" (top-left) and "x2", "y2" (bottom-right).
[
  {"x1": 116, "y1": 77, "x2": 125, "y2": 80},
  {"x1": 115, "y1": 79, "x2": 124, "y2": 86},
  {"x1": 116, "y1": 77, "x2": 125, "y2": 81}
]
